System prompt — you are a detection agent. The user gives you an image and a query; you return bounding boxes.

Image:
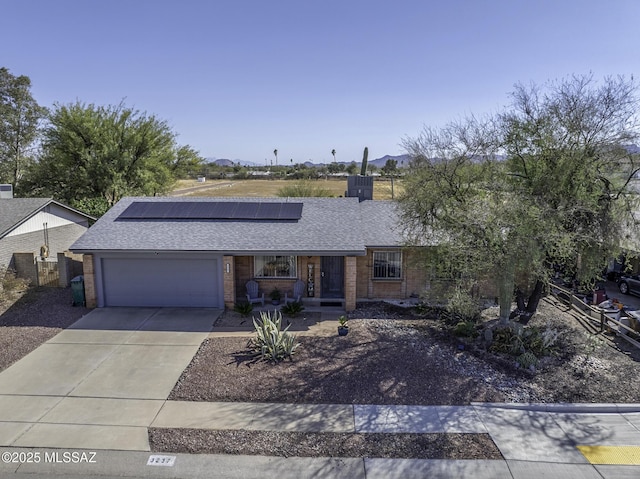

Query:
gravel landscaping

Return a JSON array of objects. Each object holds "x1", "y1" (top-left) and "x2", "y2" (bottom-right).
[
  {"x1": 170, "y1": 300, "x2": 640, "y2": 405},
  {"x1": 169, "y1": 321, "x2": 505, "y2": 405},
  {"x1": 149, "y1": 429, "x2": 502, "y2": 459},
  {"x1": 0, "y1": 286, "x2": 88, "y2": 372}
]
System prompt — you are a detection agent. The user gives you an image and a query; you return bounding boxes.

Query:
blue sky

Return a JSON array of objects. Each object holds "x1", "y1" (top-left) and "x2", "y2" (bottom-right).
[{"x1": 2, "y1": 0, "x2": 639, "y2": 164}]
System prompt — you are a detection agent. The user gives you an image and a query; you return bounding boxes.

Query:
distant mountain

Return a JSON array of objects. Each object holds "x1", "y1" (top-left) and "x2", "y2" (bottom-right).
[
  {"x1": 209, "y1": 158, "x2": 234, "y2": 167},
  {"x1": 205, "y1": 154, "x2": 412, "y2": 168},
  {"x1": 369, "y1": 154, "x2": 411, "y2": 168},
  {"x1": 206, "y1": 158, "x2": 257, "y2": 167},
  {"x1": 205, "y1": 146, "x2": 640, "y2": 169}
]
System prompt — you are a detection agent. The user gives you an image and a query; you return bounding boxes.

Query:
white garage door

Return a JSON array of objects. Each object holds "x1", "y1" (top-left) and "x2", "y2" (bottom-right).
[{"x1": 101, "y1": 257, "x2": 220, "y2": 307}]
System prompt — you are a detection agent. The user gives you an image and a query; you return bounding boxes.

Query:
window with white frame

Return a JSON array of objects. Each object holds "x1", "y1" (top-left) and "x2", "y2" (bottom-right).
[
  {"x1": 254, "y1": 255, "x2": 297, "y2": 278},
  {"x1": 373, "y1": 251, "x2": 402, "y2": 279}
]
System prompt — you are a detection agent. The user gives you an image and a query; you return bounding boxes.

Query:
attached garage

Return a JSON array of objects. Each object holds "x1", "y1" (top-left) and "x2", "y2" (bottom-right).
[{"x1": 98, "y1": 255, "x2": 222, "y2": 307}]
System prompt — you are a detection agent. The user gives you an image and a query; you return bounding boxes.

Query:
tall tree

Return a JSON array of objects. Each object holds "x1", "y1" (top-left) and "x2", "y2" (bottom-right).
[
  {"x1": 171, "y1": 145, "x2": 206, "y2": 179},
  {"x1": 400, "y1": 75, "x2": 640, "y2": 322},
  {"x1": 381, "y1": 158, "x2": 398, "y2": 176},
  {"x1": 0, "y1": 67, "x2": 45, "y2": 189},
  {"x1": 331, "y1": 148, "x2": 336, "y2": 162},
  {"x1": 346, "y1": 161, "x2": 358, "y2": 175},
  {"x1": 25, "y1": 102, "x2": 201, "y2": 213},
  {"x1": 273, "y1": 148, "x2": 278, "y2": 167}
]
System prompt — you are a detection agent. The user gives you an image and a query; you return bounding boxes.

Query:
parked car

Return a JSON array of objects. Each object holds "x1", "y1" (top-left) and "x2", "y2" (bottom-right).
[{"x1": 618, "y1": 274, "x2": 640, "y2": 296}]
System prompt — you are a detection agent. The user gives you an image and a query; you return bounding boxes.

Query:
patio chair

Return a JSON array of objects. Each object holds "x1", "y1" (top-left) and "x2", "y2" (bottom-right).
[
  {"x1": 285, "y1": 280, "x2": 306, "y2": 304},
  {"x1": 246, "y1": 280, "x2": 265, "y2": 306}
]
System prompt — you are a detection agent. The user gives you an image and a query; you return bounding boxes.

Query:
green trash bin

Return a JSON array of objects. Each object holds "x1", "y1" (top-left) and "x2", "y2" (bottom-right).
[{"x1": 71, "y1": 275, "x2": 85, "y2": 307}]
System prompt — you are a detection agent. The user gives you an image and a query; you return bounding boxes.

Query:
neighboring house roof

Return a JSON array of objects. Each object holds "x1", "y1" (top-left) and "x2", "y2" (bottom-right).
[
  {"x1": 70, "y1": 196, "x2": 406, "y2": 255},
  {"x1": 0, "y1": 198, "x2": 94, "y2": 239}
]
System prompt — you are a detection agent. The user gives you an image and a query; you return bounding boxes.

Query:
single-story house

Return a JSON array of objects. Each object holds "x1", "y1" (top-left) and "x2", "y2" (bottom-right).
[
  {"x1": 70, "y1": 195, "x2": 427, "y2": 311},
  {"x1": 0, "y1": 191, "x2": 93, "y2": 280}
]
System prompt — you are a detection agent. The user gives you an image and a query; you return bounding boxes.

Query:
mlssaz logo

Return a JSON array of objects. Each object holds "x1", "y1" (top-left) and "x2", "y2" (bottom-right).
[{"x1": 44, "y1": 451, "x2": 97, "y2": 463}]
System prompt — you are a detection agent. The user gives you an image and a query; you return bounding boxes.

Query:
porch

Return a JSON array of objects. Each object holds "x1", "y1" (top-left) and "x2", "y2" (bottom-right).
[{"x1": 224, "y1": 255, "x2": 357, "y2": 311}]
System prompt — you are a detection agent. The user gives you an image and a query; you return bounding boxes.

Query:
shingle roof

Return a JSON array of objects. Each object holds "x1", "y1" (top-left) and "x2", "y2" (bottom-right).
[
  {"x1": 70, "y1": 196, "x2": 406, "y2": 254},
  {"x1": 359, "y1": 200, "x2": 404, "y2": 246},
  {"x1": 0, "y1": 198, "x2": 52, "y2": 238}
]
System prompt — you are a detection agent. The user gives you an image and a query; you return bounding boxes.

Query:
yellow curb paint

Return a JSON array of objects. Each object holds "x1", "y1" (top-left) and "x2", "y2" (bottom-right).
[{"x1": 577, "y1": 445, "x2": 640, "y2": 465}]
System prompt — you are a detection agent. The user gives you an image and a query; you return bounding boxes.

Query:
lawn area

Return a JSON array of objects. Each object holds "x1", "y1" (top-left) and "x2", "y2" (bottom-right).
[{"x1": 174, "y1": 178, "x2": 400, "y2": 199}]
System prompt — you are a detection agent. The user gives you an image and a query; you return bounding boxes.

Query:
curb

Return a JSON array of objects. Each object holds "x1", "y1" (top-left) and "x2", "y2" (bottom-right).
[{"x1": 471, "y1": 402, "x2": 640, "y2": 413}]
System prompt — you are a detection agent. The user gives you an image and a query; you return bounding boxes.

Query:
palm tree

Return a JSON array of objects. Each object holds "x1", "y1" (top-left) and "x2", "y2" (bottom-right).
[
  {"x1": 331, "y1": 149, "x2": 336, "y2": 162},
  {"x1": 273, "y1": 149, "x2": 278, "y2": 167}
]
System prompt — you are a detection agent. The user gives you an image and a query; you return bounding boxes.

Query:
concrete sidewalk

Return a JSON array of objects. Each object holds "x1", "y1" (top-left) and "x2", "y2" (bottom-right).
[{"x1": 3, "y1": 401, "x2": 640, "y2": 478}]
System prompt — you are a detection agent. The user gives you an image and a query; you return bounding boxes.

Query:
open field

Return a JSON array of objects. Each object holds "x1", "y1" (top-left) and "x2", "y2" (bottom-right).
[{"x1": 174, "y1": 178, "x2": 400, "y2": 199}]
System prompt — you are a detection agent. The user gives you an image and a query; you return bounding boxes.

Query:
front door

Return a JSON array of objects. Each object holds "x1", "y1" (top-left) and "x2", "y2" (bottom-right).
[{"x1": 321, "y1": 256, "x2": 344, "y2": 298}]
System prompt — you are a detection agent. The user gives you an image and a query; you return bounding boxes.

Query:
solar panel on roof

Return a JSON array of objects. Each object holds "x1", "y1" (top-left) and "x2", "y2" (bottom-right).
[
  {"x1": 279, "y1": 203, "x2": 304, "y2": 220},
  {"x1": 257, "y1": 202, "x2": 281, "y2": 219},
  {"x1": 117, "y1": 201, "x2": 303, "y2": 221},
  {"x1": 233, "y1": 202, "x2": 257, "y2": 219}
]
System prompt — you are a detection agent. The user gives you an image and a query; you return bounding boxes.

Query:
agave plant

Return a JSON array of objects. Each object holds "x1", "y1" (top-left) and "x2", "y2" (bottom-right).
[
  {"x1": 281, "y1": 300, "x2": 305, "y2": 317},
  {"x1": 248, "y1": 310, "x2": 299, "y2": 362}
]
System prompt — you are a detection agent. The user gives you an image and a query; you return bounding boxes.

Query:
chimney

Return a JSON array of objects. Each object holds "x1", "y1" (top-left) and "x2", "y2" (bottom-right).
[
  {"x1": 345, "y1": 175, "x2": 373, "y2": 202},
  {"x1": 0, "y1": 184, "x2": 13, "y2": 199}
]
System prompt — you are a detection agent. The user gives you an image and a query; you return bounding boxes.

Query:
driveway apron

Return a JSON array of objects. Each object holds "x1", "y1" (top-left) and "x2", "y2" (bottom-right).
[{"x1": 0, "y1": 307, "x2": 219, "y2": 451}]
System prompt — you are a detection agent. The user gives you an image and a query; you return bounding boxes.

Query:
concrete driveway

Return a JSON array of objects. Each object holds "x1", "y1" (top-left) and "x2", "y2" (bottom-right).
[{"x1": 0, "y1": 307, "x2": 220, "y2": 451}]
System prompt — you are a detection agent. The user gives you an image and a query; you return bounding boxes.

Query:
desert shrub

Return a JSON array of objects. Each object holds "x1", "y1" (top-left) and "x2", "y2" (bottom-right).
[
  {"x1": 453, "y1": 321, "x2": 478, "y2": 338},
  {"x1": 540, "y1": 326, "x2": 561, "y2": 352},
  {"x1": 523, "y1": 326, "x2": 561, "y2": 356},
  {"x1": 277, "y1": 180, "x2": 333, "y2": 197},
  {"x1": 582, "y1": 331, "x2": 605, "y2": 358},
  {"x1": 490, "y1": 323, "x2": 560, "y2": 359},
  {"x1": 516, "y1": 351, "x2": 539, "y2": 369},
  {"x1": 247, "y1": 311, "x2": 299, "y2": 362},
  {"x1": 442, "y1": 287, "x2": 481, "y2": 324},
  {"x1": 0, "y1": 266, "x2": 29, "y2": 298},
  {"x1": 281, "y1": 301, "x2": 305, "y2": 317},
  {"x1": 490, "y1": 326, "x2": 524, "y2": 355},
  {"x1": 233, "y1": 302, "x2": 253, "y2": 316}
]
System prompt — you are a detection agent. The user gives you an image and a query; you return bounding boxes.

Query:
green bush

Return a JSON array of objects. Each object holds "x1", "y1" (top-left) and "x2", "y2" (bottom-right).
[
  {"x1": 490, "y1": 326, "x2": 524, "y2": 355},
  {"x1": 490, "y1": 324, "x2": 560, "y2": 358},
  {"x1": 281, "y1": 301, "x2": 305, "y2": 317},
  {"x1": 516, "y1": 351, "x2": 539, "y2": 369},
  {"x1": 582, "y1": 331, "x2": 604, "y2": 358},
  {"x1": 520, "y1": 325, "x2": 560, "y2": 356},
  {"x1": 442, "y1": 287, "x2": 481, "y2": 324},
  {"x1": 247, "y1": 311, "x2": 299, "y2": 362},
  {"x1": 277, "y1": 180, "x2": 333, "y2": 197},
  {"x1": 233, "y1": 302, "x2": 253, "y2": 316},
  {"x1": 453, "y1": 321, "x2": 478, "y2": 338}
]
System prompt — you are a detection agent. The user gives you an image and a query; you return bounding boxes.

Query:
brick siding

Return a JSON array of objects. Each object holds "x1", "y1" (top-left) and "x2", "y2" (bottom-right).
[
  {"x1": 356, "y1": 248, "x2": 428, "y2": 300},
  {"x1": 82, "y1": 254, "x2": 97, "y2": 308}
]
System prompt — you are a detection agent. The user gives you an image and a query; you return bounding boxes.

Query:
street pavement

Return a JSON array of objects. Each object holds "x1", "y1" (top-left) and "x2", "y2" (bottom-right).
[{"x1": 0, "y1": 308, "x2": 639, "y2": 477}]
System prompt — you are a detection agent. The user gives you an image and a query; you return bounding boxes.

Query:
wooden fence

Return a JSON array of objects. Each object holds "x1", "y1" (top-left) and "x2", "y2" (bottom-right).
[{"x1": 549, "y1": 283, "x2": 640, "y2": 350}]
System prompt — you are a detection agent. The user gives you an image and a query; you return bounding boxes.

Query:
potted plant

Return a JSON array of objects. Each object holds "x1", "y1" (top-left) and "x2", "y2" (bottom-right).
[
  {"x1": 337, "y1": 315, "x2": 349, "y2": 336},
  {"x1": 269, "y1": 287, "x2": 282, "y2": 305}
]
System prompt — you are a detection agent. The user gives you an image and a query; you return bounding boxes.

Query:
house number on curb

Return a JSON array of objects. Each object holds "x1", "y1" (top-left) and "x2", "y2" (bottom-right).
[{"x1": 147, "y1": 455, "x2": 176, "y2": 466}]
